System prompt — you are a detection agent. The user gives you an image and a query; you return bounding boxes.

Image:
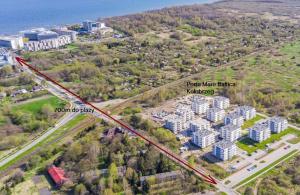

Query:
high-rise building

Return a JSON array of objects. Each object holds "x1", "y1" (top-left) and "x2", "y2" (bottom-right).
[
  {"x1": 237, "y1": 106, "x2": 256, "y2": 120},
  {"x1": 213, "y1": 96, "x2": 230, "y2": 109},
  {"x1": 269, "y1": 117, "x2": 288, "y2": 133},
  {"x1": 189, "y1": 118, "x2": 211, "y2": 132},
  {"x1": 164, "y1": 114, "x2": 185, "y2": 134},
  {"x1": 206, "y1": 108, "x2": 225, "y2": 122},
  {"x1": 192, "y1": 129, "x2": 215, "y2": 148},
  {"x1": 219, "y1": 124, "x2": 241, "y2": 142},
  {"x1": 176, "y1": 104, "x2": 195, "y2": 122},
  {"x1": 224, "y1": 112, "x2": 244, "y2": 127},
  {"x1": 248, "y1": 121, "x2": 271, "y2": 142},
  {"x1": 213, "y1": 141, "x2": 237, "y2": 161},
  {"x1": 191, "y1": 98, "x2": 209, "y2": 114}
]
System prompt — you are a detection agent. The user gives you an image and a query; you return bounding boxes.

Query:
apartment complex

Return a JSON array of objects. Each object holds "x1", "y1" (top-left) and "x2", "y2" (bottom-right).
[
  {"x1": 164, "y1": 115, "x2": 184, "y2": 134},
  {"x1": 269, "y1": 117, "x2": 288, "y2": 133},
  {"x1": 191, "y1": 98, "x2": 209, "y2": 114},
  {"x1": 213, "y1": 141, "x2": 237, "y2": 161},
  {"x1": 176, "y1": 105, "x2": 195, "y2": 122},
  {"x1": 213, "y1": 96, "x2": 230, "y2": 109},
  {"x1": 248, "y1": 121, "x2": 271, "y2": 142},
  {"x1": 219, "y1": 124, "x2": 241, "y2": 142},
  {"x1": 224, "y1": 112, "x2": 244, "y2": 127},
  {"x1": 206, "y1": 107, "x2": 225, "y2": 122},
  {"x1": 237, "y1": 106, "x2": 256, "y2": 120},
  {"x1": 0, "y1": 35, "x2": 24, "y2": 50},
  {"x1": 192, "y1": 129, "x2": 215, "y2": 148},
  {"x1": 189, "y1": 118, "x2": 211, "y2": 132}
]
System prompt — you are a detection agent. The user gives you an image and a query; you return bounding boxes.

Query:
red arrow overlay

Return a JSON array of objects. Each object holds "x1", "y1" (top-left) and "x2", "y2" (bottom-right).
[{"x1": 15, "y1": 57, "x2": 217, "y2": 185}]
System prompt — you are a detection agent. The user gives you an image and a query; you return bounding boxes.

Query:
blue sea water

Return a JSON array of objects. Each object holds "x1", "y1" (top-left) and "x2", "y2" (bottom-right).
[{"x1": 0, "y1": 0, "x2": 216, "y2": 34}]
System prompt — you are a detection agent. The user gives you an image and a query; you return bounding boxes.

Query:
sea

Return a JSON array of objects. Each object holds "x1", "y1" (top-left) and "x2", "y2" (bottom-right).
[{"x1": 0, "y1": 0, "x2": 217, "y2": 35}]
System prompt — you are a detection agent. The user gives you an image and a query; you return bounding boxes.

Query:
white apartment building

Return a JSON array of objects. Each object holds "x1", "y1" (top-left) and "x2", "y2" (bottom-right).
[
  {"x1": 224, "y1": 112, "x2": 244, "y2": 127},
  {"x1": 206, "y1": 108, "x2": 225, "y2": 122},
  {"x1": 213, "y1": 141, "x2": 237, "y2": 161},
  {"x1": 189, "y1": 118, "x2": 211, "y2": 132},
  {"x1": 52, "y1": 27, "x2": 78, "y2": 41},
  {"x1": 164, "y1": 114, "x2": 185, "y2": 134},
  {"x1": 213, "y1": 96, "x2": 230, "y2": 109},
  {"x1": 0, "y1": 35, "x2": 24, "y2": 49},
  {"x1": 192, "y1": 129, "x2": 215, "y2": 148},
  {"x1": 219, "y1": 124, "x2": 241, "y2": 142},
  {"x1": 191, "y1": 99, "x2": 209, "y2": 114},
  {"x1": 24, "y1": 35, "x2": 72, "y2": 51},
  {"x1": 237, "y1": 106, "x2": 256, "y2": 120},
  {"x1": 176, "y1": 104, "x2": 195, "y2": 122},
  {"x1": 269, "y1": 116, "x2": 288, "y2": 133},
  {"x1": 248, "y1": 121, "x2": 271, "y2": 142}
]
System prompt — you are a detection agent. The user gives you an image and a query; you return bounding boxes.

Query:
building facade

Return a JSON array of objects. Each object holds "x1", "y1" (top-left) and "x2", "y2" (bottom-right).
[
  {"x1": 0, "y1": 48, "x2": 13, "y2": 67},
  {"x1": 191, "y1": 99, "x2": 209, "y2": 114},
  {"x1": 213, "y1": 96, "x2": 230, "y2": 109},
  {"x1": 192, "y1": 129, "x2": 215, "y2": 148},
  {"x1": 176, "y1": 105, "x2": 195, "y2": 122},
  {"x1": 269, "y1": 117, "x2": 288, "y2": 133},
  {"x1": 237, "y1": 106, "x2": 256, "y2": 120},
  {"x1": 0, "y1": 36, "x2": 24, "y2": 49},
  {"x1": 52, "y1": 27, "x2": 78, "y2": 41},
  {"x1": 24, "y1": 35, "x2": 72, "y2": 51},
  {"x1": 219, "y1": 124, "x2": 241, "y2": 142},
  {"x1": 164, "y1": 115, "x2": 185, "y2": 134},
  {"x1": 248, "y1": 121, "x2": 271, "y2": 142},
  {"x1": 206, "y1": 108, "x2": 225, "y2": 122},
  {"x1": 213, "y1": 141, "x2": 237, "y2": 161},
  {"x1": 224, "y1": 112, "x2": 244, "y2": 127}
]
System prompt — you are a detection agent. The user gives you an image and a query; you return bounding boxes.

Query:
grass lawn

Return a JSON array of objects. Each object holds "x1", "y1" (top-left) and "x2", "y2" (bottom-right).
[
  {"x1": 12, "y1": 96, "x2": 66, "y2": 114},
  {"x1": 237, "y1": 127, "x2": 300, "y2": 154},
  {"x1": 241, "y1": 115, "x2": 265, "y2": 130},
  {"x1": 234, "y1": 149, "x2": 299, "y2": 189}
]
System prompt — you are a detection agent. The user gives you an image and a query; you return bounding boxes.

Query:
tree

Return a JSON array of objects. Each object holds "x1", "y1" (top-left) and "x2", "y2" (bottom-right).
[
  {"x1": 103, "y1": 188, "x2": 114, "y2": 195},
  {"x1": 40, "y1": 104, "x2": 54, "y2": 119},
  {"x1": 74, "y1": 184, "x2": 87, "y2": 195},
  {"x1": 108, "y1": 162, "x2": 118, "y2": 181},
  {"x1": 244, "y1": 187, "x2": 254, "y2": 195},
  {"x1": 130, "y1": 115, "x2": 141, "y2": 128},
  {"x1": 0, "y1": 65, "x2": 13, "y2": 77}
]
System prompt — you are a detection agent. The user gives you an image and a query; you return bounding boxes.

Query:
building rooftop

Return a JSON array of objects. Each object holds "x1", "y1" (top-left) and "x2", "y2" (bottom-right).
[
  {"x1": 214, "y1": 140, "x2": 235, "y2": 149},
  {"x1": 207, "y1": 107, "x2": 224, "y2": 113},
  {"x1": 190, "y1": 118, "x2": 210, "y2": 125},
  {"x1": 0, "y1": 35, "x2": 22, "y2": 41},
  {"x1": 226, "y1": 112, "x2": 243, "y2": 119},
  {"x1": 238, "y1": 105, "x2": 255, "y2": 111},
  {"x1": 194, "y1": 129, "x2": 214, "y2": 137},
  {"x1": 21, "y1": 28, "x2": 58, "y2": 36},
  {"x1": 269, "y1": 116, "x2": 287, "y2": 123},
  {"x1": 250, "y1": 120, "x2": 269, "y2": 132},
  {"x1": 214, "y1": 96, "x2": 229, "y2": 101},
  {"x1": 220, "y1": 124, "x2": 240, "y2": 132}
]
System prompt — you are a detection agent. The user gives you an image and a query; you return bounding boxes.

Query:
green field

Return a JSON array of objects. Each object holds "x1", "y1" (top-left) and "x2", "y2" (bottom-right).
[
  {"x1": 241, "y1": 115, "x2": 265, "y2": 130},
  {"x1": 12, "y1": 96, "x2": 66, "y2": 114},
  {"x1": 237, "y1": 127, "x2": 300, "y2": 154}
]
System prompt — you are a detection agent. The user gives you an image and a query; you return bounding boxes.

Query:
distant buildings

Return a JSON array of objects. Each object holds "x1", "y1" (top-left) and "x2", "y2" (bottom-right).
[
  {"x1": 0, "y1": 48, "x2": 13, "y2": 67},
  {"x1": 237, "y1": 106, "x2": 256, "y2": 120},
  {"x1": 219, "y1": 124, "x2": 241, "y2": 142},
  {"x1": 82, "y1": 21, "x2": 113, "y2": 34},
  {"x1": 0, "y1": 35, "x2": 24, "y2": 49},
  {"x1": 189, "y1": 118, "x2": 211, "y2": 132},
  {"x1": 206, "y1": 107, "x2": 225, "y2": 122},
  {"x1": 192, "y1": 129, "x2": 215, "y2": 148},
  {"x1": 22, "y1": 28, "x2": 74, "y2": 51},
  {"x1": 213, "y1": 141, "x2": 237, "y2": 161},
  {"x1": 269, "y1": 116, "x2": 288, "y2": 133},
  {"x1": 224, "y1": 112, "x2": 244, "y2": 127},
  {"x1": 213, "y1": 96, "x2": 230, "y2": 109},
  {"x1": 191, "y1": 98, "x2": 209, "y2": 114},
  {"x1": 52, "y1": 27, "x2": 78, "y2": 41},
  {"x1": 248, "y1": 121, "x2": 271, "y2": 142},
  {"x1": 165, "y1": 114, "x2": 184, "y2": 134}
]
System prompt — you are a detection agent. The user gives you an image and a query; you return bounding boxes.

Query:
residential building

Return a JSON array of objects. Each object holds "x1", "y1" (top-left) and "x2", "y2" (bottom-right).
[
  {"x1": 23, "y1": 35, "x2": 72, "y2": 51},
  {"x1": 192, "y1": 129, "x2": 215, "y2": 148},
  {"x1": 248, "y1": 121, "x2": 271, "y2": 142},
  {"x1": 82, "y1": 20, "x2": 105, "y2": 32},
  {"x1": 219, "y1": 124, "x2": 241, "y2": 142},
  {"x1": 213, "y1": 96, "x2": 230, "y2": 109},
  {"x1": 213, "y1": 141, "x2": 237, "y2": 161},
  {"x1": 176, "y1": 104, "x2": 194, "y2": 122},
  {"x1": 237, "y1": 106, "x2": 256, "y2": 120},
  {"x1": 269, "y1": 116, "x2": 288, "y2": 133},
  {"x1": 206, "y1": 107, "x2": 225, "y2": 122},
  {"x1": 0, "y1": 48, "x2": 13, "y2": 67},
  {"x1": 189, "y1": 118, "x2": 211, "y2": 132},
  {"x1": 47, "y1": 165, "x2": 68, "y2": 187},
  {"x1": 0, "y1": 35, "x2": 24, "y2": 49},
  {"x1": 52, "y1": 27, "x2": 78, "y2": 41},
  {"x1": 191, "y1": 98, "x2": 209, "y2": 114},
  {"x1": 165, "y1": 115, "x2": 184, "y2": 134},
  {"x1": 224, "y1": 112, "x2": 244, "y2": 127}
]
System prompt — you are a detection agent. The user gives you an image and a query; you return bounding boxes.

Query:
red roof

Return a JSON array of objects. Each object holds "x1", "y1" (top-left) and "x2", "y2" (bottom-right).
[{"x1": 48, "y1": 165, "x2": 68, "y2": 186}]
